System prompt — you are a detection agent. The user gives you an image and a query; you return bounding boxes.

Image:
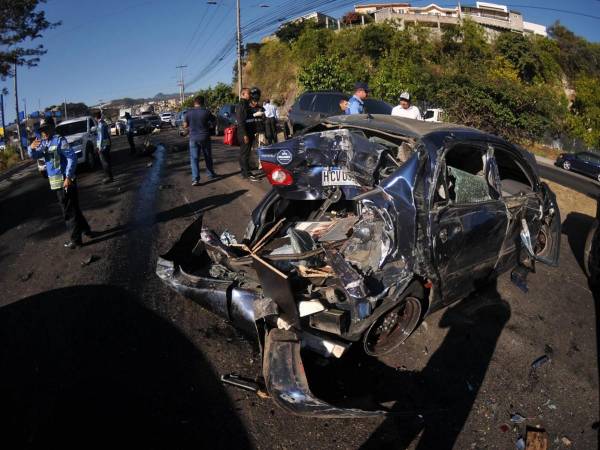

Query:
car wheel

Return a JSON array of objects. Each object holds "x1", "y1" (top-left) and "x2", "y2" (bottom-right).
[
  {"x1": 363, "y1": 282, "x2": 425, "y2": 357},
  {"x1": 563, "y1": 160, "x2": 571, "y2": 170}
]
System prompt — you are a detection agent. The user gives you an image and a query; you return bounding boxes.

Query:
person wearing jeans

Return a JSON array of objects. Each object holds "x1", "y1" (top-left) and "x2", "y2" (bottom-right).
[{"x1": 183, "y1": 95, "x2": 216, "y2": 185}]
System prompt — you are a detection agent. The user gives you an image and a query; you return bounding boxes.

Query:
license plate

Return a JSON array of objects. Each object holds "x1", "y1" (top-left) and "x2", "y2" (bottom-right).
[{"x1": 321, "y1": 168, "x2": 359, "y2": 186}]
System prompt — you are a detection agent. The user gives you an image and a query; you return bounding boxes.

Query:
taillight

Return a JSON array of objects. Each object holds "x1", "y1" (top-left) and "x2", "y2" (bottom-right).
[{"x1": 261, "y1": 161, "x2": 293, "y2": 186}]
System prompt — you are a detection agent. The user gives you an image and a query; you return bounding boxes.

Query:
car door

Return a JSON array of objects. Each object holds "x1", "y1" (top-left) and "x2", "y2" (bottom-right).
[
  {"x1": 429, "y1": 141, "x2": 508, "y2": 305},
  {"x1": 571, "y1": 153, "x2": 590, "y2": 174}
]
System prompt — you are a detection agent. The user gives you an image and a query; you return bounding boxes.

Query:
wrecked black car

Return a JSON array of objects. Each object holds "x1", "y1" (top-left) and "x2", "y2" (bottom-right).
[{"x1": 156, "y1": 114, "x2": 560, "y2": 417}]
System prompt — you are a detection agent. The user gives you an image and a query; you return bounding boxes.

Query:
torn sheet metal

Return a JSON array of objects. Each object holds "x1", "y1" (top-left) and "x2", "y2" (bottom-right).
[{"x1": 263, "y1": 329, "x2": 387, "y2": 417}]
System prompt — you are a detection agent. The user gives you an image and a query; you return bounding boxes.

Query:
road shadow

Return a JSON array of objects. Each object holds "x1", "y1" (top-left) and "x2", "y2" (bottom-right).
[
  {"x1": 562, "y1": 211, "x2": 596, "y2": 273},
  {"x1": 0, "y1": 285, "x2": 252, "y2": 450},
  {"x1": 154, "y1": 190, "x2": 247, "y2": 224},
  {"x1": 305, "y1": 281, "x2": 510, "y2": 449}
]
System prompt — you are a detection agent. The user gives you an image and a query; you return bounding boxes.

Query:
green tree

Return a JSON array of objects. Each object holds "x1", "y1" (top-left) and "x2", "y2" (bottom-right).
[
  {"x1": 298, "y1": 55, "x2": 352, "y2": 92},
  {"x1": 568, "y1": 75, "x2": 600, "y2": 149},
  {"x1": 0, "y1": 0, "x2": 60, "y2": 79},
  {"x1": 359, "y1": 23, "x2": 395, "y2": 61},
  {"x1": 275, "y1": 20, "x2": 319, "y2": 44},
  {"x1": 549, "y1": 22, "x2": 600, "y2": 78}
]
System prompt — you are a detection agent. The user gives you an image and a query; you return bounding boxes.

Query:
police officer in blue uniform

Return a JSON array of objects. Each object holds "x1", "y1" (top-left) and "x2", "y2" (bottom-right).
[
  {"x1": 345, "y1": 82, "x2": 369, "y2": 114},
  {"x1": 28, "y1": 117, "x2": 92, "y2": 249},
  {"x1": 124, "y1": 112, "x2": 136, "y2": 154},
  {"x1": 94, "y1": 111, "x2": 114, "y2": 183}
]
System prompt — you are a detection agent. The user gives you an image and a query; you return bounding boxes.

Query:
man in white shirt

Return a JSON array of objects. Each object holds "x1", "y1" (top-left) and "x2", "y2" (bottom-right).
[
  {"x1": 391, "y1": 92, "x2": 422, "y2": 120},
  {"x1": 263, "y1": 99, "x2": 279, "y2": 144}
]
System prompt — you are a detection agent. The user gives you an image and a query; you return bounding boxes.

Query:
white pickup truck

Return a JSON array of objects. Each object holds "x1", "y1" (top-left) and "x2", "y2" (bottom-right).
[{"x1": 37, "y1": 116, "x2": 98, "y2": 177}]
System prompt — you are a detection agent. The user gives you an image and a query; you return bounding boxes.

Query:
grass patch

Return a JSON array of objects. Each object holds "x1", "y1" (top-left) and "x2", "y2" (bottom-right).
[{"x1": 0, "y1": 146, "x2": 23, "y2": 172}]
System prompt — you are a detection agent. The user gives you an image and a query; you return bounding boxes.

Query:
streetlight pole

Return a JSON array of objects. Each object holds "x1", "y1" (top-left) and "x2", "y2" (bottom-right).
[
  {"x1": 13, "y1": 63, "x2": 24, "y2": 160},
  {"x1": 236, "y1": 0, "x2": 242, "y2": 99}
]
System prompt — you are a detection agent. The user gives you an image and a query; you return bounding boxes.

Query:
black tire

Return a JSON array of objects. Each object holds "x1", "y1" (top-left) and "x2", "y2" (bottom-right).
[{"x1": 363, "y1": 280, "x2": 426, "y2": 357}]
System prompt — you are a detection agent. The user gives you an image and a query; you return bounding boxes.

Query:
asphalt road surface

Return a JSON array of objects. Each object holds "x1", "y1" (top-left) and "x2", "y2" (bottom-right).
[{"x1": 0, "y1": 130, "x2": 598, "y2": 449}]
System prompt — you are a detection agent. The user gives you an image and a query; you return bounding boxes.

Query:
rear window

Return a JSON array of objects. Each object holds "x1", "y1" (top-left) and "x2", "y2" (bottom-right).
[
  {"x1": 298, "y1": 94, "x2": 315, "y2": 111},
  {"x1": 56, "y1": 120, "x2": 87, "y2": 136},
  {"x1": 313, "y1": 93, "x2": 346, "y2": 114},
  {"x1": 364, "y1": 99, "x2": 392, "y2": 114}
]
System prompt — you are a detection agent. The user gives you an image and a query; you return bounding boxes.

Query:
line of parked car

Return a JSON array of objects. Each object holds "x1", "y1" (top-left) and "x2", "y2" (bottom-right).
[{"x1": 555, "y1": 151, "x2": 600, "y2": 183}]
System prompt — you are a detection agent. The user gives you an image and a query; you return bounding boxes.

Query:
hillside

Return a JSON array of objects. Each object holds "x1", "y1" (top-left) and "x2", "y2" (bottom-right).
[{"x1": 242, "y1": 20, "x2": 600, "y2": 150}]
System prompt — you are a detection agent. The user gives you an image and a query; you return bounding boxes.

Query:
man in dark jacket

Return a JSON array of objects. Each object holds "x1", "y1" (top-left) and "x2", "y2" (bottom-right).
[
  {"x1": 183, "y1": 95, "x2": 216, "y2": 185},
  {"x1": 236, "y1": 87, "x2": 259, "y2": 181}
]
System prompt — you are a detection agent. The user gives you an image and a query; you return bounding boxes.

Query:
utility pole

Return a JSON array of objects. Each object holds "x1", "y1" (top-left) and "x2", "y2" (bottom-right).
[
  {"x1": 0, "y1": 93, "x2": 6, "y2": 142},
  {"x1": 14, "y1": 63, "x2": 24, "y2": 160},
  {"x1": 176, "y1": 65, "x2": 187, "y2": 104},
  {"x1": 236, "y1": 0, "x2": 242, "y2": 99},
  {"x1": 22, "y1": 98, "x2": 27, "y2": 118},
  {"x1": 64, "y1": 98, "x2": 68, "y2": 120}
]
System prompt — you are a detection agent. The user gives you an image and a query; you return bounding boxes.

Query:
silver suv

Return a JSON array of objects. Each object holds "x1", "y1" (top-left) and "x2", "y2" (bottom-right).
[{"x1": 37, "y1": 116, "x2": 98, "y2": 177}]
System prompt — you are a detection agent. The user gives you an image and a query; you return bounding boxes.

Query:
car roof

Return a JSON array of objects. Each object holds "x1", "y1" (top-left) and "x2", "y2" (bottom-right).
[
  {"x1": 57, "y1": 116, "x2": 91, "y2": 125},
  {"x1": 323, "y1": 114, "x2": 479, "y2": 139}
]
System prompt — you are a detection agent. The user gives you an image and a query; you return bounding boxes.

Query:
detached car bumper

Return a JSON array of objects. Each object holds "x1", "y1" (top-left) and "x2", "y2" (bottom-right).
[{"x1": 155, "y1": 216, "x2": 388, "y2": 417}]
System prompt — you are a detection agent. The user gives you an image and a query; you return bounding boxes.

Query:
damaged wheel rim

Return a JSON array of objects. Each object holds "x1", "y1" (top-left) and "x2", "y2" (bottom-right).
[{"x1": 363, "y1": 296, "x2": 422, "y2": 356}]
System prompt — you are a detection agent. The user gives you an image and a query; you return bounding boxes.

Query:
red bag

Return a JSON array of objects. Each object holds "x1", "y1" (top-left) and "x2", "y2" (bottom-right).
[{"x1": 224, "y1": 126, "x2": 238, "y2": 146}]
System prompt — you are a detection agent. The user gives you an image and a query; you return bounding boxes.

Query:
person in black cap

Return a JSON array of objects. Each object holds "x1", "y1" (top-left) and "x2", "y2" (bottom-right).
[
  {"x1": 345, "y1": 82, "x2": 369, "y2": 114},
  {"x1": 27, "y1": 117, "x2": 92, "y2": 249}
]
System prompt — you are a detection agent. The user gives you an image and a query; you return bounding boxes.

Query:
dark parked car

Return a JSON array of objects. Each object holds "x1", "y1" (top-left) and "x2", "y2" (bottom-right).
[
  {"x1": 130, "y1": 117, "x2": 150, "y2": 135},
  {"x1": 287, "y1": 91, "x2": 393, "y2": 134},
  {"x1": 157, "y1": 115, "x2": 560, "y2": 417},
  {"x1": 555, "y1": 151, "x2": 600, "y2": 182},
  {"x1": 144, "y1": 114, "x2": 162, "y2": 129},
  {"x1": 214, "y1": 104, "x2": 237, "y2": 136}
]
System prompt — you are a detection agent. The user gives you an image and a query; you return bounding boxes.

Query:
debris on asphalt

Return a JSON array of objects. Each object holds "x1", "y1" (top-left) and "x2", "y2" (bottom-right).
[
  {"x1": 516, "y1": 436, "x2": 525, "y2": 450},
  {"x1": 525, "y1": 426, "x2": 548, "y2": 450},
  {"x1": 220, "y1": 373, "x2": 268, "y2": 398},
  {"x1": 560, "y1": 436, "x2": 572, "y2": 447},
  {"x1": 511, "y1": 413, "x2": 527, "y2": 424},
  {"x1": 531, "y1": 355, "x2": 551, "y2": 369},
  {"x1": 220, "y1": 230, "x2": 238, "y2": 246},
  {"x1": 20, "y1": 271, "x2": 33, "y2": 282},
  {"x1": 499, "y1": 423, "x2": 510, "y2": 433},
  {"x1": 81, "y1": 255, "x2": 99, "y2": 267}
]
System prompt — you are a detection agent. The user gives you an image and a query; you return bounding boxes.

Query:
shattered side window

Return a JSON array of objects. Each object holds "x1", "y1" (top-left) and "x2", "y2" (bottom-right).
[{"x1": 447, "y1": 166, "x2": 492, "y2": 204}]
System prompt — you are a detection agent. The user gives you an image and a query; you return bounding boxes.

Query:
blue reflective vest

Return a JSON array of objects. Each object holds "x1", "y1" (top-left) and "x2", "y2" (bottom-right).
[
  {"x1": 97, "y1": 119, "x2": 111, "y2": 151},
  {"x1": 345, "y1": 95, "x2": 364, "y2": 115},
  {"x1": 28, "y1": 134, "x2": 77, "y2": 190}
]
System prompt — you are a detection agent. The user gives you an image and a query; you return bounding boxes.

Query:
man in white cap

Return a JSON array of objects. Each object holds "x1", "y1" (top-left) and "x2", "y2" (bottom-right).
[{"x1": 391, "y1": 92, "x2": 422, "y2": 120}]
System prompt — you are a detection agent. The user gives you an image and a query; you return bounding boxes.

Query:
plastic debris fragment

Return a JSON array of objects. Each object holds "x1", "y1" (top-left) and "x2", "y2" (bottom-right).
[
  {"x1": 511, "y1": 413, "x2": 526, "y2": 424},
  {"x1": 531, "y1": 355, "x2": 550, "y2": 369}
]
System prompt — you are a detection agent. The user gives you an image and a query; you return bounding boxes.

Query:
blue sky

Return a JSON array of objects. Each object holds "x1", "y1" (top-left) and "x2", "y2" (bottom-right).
[{"x1": 1, "y1": 0, "x2": 599, "y2": 123}]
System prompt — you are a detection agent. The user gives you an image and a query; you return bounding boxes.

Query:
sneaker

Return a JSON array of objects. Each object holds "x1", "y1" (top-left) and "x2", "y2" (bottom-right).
[
  {"x1": 248, "y1": 175, "x2": 260, "y2": 182},
  {"x1": 207, "y1": 172, "x2": 218, "y2": 180},
  {"x1": 83, "y1": 229, "x2": 94, "y2": 238},
  {"x1": 192, "y1": 180, "x2": 201, "y2": 186}
]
